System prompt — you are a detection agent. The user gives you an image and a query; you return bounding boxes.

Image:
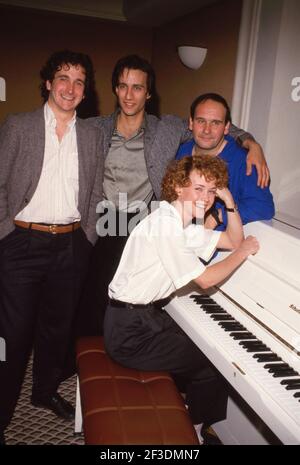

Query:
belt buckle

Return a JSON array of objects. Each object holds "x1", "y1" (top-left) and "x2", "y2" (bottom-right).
[{"x1": 48, "y1": 224, "x2": 58, "y2": 235}]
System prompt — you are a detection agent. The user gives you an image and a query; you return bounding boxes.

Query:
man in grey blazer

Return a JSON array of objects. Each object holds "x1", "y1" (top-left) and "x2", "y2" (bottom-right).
[
  {"x1": 79, "y1": 54, "x2": 270, "y2": 337},
  {"x1": 0, "y1": 50, "x2": 102, "y2": 443}
]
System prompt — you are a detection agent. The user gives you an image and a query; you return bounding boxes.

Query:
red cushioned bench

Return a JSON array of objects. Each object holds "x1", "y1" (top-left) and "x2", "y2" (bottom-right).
[{"x1": 75, "y1": 336, "x2": 199, "y2": 445}]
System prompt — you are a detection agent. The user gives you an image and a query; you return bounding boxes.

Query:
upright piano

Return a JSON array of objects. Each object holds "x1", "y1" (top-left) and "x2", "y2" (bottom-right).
[{"x1": 165, "y1": 219, "x2": 300, "y2": 445}]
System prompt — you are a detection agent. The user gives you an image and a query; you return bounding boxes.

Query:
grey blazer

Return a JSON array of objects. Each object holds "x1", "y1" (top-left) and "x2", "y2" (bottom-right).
[
  {"x1": 90, "y1": 111, "x2": 189, "y2": 200},
  {"x1": 0, "y1": 107, "x2": 103, "y2": 244},
  {"x1": 90, "y1": 111, "x2": 251, "y2": 200}
]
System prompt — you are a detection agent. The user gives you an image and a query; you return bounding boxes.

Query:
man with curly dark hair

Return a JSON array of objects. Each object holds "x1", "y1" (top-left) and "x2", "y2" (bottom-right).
[
  {"x1": 103, "y1": 155, "x2": 259, "y2": 438},
  {"x1": 0, "y1": 50, "x2": 102, "y2": 443}
]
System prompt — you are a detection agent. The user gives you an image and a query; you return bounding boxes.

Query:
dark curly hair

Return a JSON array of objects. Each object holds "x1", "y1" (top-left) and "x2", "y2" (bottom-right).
[
  {"x1": 111, "y1": 54, "x2": 155, "y2": 96},
  {"x1": 40, "y1": 50, "x2": 95, "y2": 102},
  {"x1": 161, "y1": 155, "x2": 228, "y2": 203}
]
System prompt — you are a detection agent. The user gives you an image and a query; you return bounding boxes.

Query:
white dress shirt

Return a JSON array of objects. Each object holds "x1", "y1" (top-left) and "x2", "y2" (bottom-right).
[
  {"x1": 109, "y1": 201, "x2": 221, "y2": 304},
  {"x1": 15, "y1": 103, "x2": 80, "y2": 224}
]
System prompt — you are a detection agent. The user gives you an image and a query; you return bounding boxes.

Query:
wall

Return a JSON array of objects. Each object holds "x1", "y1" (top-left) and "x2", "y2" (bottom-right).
[
  {"x1": 264, "y1": 0, "x2": 300, "y2": 226},
  {"x1": 0, "y1": 1, "x2": 243, "y2": 123},
  {"x1": 0, "y1": 5, "x2": 152, "y2": 122},
  {"x1": 238, "y1": 0, "x2": 300, "y2": 227},
  {"x1": 151, "y1": 0, "x2": 243, "y2": 118}
]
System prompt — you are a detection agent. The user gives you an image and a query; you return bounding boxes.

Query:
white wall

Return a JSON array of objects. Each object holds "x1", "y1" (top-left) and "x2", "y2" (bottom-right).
[
  {"x1": 233, "y1": 0, "x2": 300, "y2": 228},
  {"x1": 263, "y1": 0, "x2": 300, "y2": 226}
]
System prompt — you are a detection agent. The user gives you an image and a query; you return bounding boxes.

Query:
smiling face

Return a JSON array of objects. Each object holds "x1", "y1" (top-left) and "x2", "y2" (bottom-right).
[
  {"x1": 115, "y1": 68, "x2": 150, "y2": 118},
  {"x1": 189, "y1": 99, "x2": 230, "y2": 154},
  {"x1": 175, "y1": 170, "x2": 217, "y2": 222},
  {"x1": 46, "y1": 63, "x2": 86, "y2": 116}
]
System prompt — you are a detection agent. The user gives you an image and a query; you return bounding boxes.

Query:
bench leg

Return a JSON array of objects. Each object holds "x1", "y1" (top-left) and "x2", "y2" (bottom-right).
[{"x1": 74, "y1": 376, "x2": 83, "y2": 434}]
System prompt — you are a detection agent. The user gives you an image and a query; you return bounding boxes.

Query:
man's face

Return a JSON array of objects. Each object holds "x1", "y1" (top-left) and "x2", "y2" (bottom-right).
[
  {"x1": 189, "y1": 99, "x2": 230, "y2": 153},
  {"x1": 115, "y1": 68, "x2": 150, "y2": 117},
  {"x1": 46, "y1": 63, "x2": 86, "y2": 115},
  {"x1": 176, "y1": 170, "x2": 217, "y2": 219}
]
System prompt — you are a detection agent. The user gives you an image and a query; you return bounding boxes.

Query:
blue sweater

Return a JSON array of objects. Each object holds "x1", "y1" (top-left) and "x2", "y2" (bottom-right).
[{"x1": 176, "y1": 136, "x2": 275, "y2": 231}]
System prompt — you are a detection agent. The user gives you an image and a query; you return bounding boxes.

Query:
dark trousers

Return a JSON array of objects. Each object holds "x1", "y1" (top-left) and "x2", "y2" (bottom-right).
[
  {"x1": 77, "y1": 212, "x2": 136, "y2": 336},
  {"x1": 0, "y1": 226, "x2": 91, "y2": 431},
  {"x1": 104, "y1": 304, "x2": 228, "y2": 426}
]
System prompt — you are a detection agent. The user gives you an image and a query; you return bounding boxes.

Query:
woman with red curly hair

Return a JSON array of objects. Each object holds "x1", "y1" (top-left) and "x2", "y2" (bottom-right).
[{"x1": 103, "y1": 155, "x2": 259, "y2": 434}]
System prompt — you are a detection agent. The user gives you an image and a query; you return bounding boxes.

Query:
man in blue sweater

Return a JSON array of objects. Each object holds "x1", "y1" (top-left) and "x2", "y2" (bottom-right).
[{"x1": 176, "y1": 93, "x2": 275, "y2": 230}]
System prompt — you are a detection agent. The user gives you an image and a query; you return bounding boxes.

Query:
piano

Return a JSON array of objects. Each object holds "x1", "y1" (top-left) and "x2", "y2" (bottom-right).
[{"x1": 165, "y1": 219, "x2": 300, "y2": 445}]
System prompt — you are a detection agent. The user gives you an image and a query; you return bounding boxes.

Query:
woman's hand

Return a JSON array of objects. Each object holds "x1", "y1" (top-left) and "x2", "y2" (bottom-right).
[
  {"x1": 215, "y1": 187, "x2": 235, "y2": 207},
  {"x1": 238, "y1": 235, "x2": 260, "y2": 258}
]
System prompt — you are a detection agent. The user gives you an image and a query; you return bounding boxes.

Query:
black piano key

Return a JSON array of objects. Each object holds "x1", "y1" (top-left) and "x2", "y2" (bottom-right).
[
  {"x1": 219, "y1": 323, "x2": 245, "y2": 332},
  {"x1": 264, "y1": 363, "x2": 292, "y2": 373},
  {"x1": 218, "y1": 321, "x2": 242, "y2": 328},
  {"x1": 268, "y1": 367, "x2": 294, "y2": 375},
  {"x1": 268, "y1": 365, "x2": 291, "y2": 372},
  {"x1": 272, "y1": 367, "x2": 298, "y2": 373},
  {"x1": 230, "y1": 332, "x2": 257, "y2": 340},
  {"x1": 191, "y1": 294, "x2": 210, "y2": 299},
  {"x1": 281, "y1": 378, "x2": 300, "y2": 385},
  {"x1": 193, "y1": 299, "x2": 216, "y2": 305},
  {"x1": 252, "y1": 345, "x2": 271, "y2": 351},
  {"x1": 240, "y1": 340, "x2": 264, "y2": 346},
  {"x1": 202, "y1": 308, "x2": 227, "y2": 314},
  {"x1": 199, "y1": 300, "x2": 221, "y2": 304},
  {"x1": 286, "y1": 384, "x2": 300, "y2": 390},
  {"x1": 240, "y1": 341, "x2": 270, "y2": 350},
  {"x1": 202, "y1": 305, "x2": 225, "y2": 310},
  {"x1": 264, "y1": 363, "x2": 290, "y2": 370},
  {"x1": 273, "y1": 370, "x2": 299, "y2": 378},
  {"x1": 210, "y1": 314, "x2": 235, "y2": 321},
  {"x1": 221, "y1": 326, "x2": 242, "y2": 332},
  {"x1": 254, "y1": 353, "x2": 282, "y2": 362},
  {"x1": 191, "y1": 296, "x2": 213, "y2": 303},
  {"x1": 218, "y1": 322, "x2": 245, "y2": 332},
  {"x1": 294, "y1": 392, "x2": 300, "y2": 398},
  {"x1": 247, "y1": 347, "x2": 271, "y2": 353}
]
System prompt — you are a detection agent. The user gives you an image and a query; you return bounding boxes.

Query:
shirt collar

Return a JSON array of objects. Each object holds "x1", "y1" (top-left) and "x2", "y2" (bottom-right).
[
  {"x1": 113, "y1": 109, "x2": 146, "y2": 136},
  {"x1": 160, "y1": 201, "x2": 183, "y2": 224},
  {"x1": 44, "y1": 103, "x2": 76, "y2": 130}
]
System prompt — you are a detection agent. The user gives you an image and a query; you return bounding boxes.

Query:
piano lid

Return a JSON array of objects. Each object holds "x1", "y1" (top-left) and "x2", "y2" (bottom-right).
[{"x1": 211, "y1": 219, "x2": 300, "y2": 360}]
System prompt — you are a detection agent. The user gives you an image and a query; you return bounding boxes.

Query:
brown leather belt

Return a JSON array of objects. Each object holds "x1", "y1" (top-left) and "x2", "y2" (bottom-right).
[{"x1": 14, "y1": 220, "x2": 81, "y2": 234}]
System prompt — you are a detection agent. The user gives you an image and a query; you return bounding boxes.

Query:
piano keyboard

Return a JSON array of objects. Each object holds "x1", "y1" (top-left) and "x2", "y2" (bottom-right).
[
  {"x1": 192, "y1": 293, "x2": 300, "y2": 400},
  {"x1": 166, "y1": 288, "x2": 300, "y2": 444}
]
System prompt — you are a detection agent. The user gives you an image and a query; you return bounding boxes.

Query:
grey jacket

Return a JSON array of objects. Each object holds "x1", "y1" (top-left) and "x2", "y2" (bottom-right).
[
  {"x1": 0, "y1": 107, "x2": 103, "y2": 244},
  {"x1": 90, "y1": 111, "x2": 251, "y2": 200}
]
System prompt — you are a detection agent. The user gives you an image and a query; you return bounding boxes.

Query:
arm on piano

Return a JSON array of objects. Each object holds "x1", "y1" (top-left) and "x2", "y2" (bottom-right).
[
  {"x1": 197, "y1": 193, "x2": 259, "y2": 288},
  {"x1": 194, "y1": 235, "x2": 259, "y2": 289}
]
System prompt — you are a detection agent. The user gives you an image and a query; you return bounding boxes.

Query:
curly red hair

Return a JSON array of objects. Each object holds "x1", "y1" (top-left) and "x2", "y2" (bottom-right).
[{"x1": 161, "y1": 155, "x2": 228, "y2": 203}]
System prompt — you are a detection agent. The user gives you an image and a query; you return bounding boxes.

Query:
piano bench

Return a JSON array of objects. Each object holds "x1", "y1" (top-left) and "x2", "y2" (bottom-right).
[{"x1": 75, "y1": 336, "x2": 199, "y2": 445}]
